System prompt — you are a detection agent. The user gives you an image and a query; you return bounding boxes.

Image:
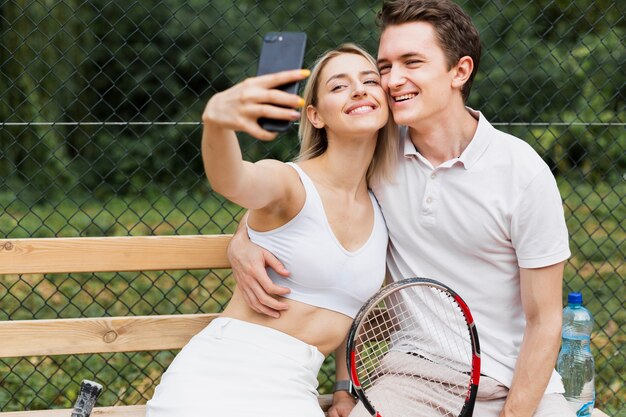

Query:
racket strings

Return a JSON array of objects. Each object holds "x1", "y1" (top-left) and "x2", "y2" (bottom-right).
[{"x1": 353, "y1": 285, "x2": 474, "y2": 417}]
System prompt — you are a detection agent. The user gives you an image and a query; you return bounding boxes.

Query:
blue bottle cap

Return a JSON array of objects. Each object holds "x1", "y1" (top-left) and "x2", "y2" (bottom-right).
[{"x1": 568, "y1": 292, "x2": 583, "y2": 305}]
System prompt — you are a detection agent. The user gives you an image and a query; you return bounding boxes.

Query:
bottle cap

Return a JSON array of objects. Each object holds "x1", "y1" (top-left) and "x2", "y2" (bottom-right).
[{"x1": 568, "y1": 292, "x2": 583, "y2": 305}]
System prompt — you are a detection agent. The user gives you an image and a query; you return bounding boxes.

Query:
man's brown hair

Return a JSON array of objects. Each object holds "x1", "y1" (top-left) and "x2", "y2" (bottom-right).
[{"x1": 377, "y1": 0, "x2": 482, "y2": 102}]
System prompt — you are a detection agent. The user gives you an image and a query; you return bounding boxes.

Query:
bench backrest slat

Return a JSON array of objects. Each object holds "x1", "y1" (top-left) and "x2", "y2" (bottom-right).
[
  {"x1": 0, "y1": 314, "x2": 219, "y2": 358},
  {"x1": 0, "y1": 405, "x2": 147, "y2": 417},
  {"x1": 0, "y1": 235, "x2": 232, "y2": 274}
]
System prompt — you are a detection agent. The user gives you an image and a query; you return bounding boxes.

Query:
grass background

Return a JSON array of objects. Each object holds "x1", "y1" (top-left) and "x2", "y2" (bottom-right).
[{"x1": 1, "y1": 180, "x2": 624, "y2": 414}]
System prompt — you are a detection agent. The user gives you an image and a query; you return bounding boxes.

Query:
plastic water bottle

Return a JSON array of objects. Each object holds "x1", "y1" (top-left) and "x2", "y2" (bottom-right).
[{"x1": 556, "y1": 292, "x2": 595, "y2": 417}]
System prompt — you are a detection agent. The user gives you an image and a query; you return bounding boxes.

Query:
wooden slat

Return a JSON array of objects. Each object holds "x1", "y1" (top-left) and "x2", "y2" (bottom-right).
[
  {"x1": 0, "y1": 234, "x2": 232, "y2": 275},
  {"x1": 0, "y1": 396, "x2": 336, "y2": 416},
  {"x1": 0, "y1": 405, "x2": 146, "y2": 417},
  {"x1": 0, "y1": 314, "x2": 218, "y2": 358}
]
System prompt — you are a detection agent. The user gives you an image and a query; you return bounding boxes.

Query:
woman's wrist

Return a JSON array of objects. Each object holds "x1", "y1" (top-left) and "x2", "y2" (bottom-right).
[{"x1": 201, "y1": 95, "x2": 231, "y2": 129}]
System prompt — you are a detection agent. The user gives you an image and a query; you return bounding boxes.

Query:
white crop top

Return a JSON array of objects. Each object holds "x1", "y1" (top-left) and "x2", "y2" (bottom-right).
[{"x1": 246, "y1": 163, "x2": 388, "y2": 318}]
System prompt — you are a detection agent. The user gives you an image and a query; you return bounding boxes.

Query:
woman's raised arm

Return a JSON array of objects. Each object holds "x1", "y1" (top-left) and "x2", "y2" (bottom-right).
[{"x1": 201, "y1": 69, "x2": 309, "y2": 210}]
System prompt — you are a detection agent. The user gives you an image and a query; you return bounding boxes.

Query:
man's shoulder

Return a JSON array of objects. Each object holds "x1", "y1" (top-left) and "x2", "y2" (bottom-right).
[
  {"x1": 492, "y1": 127, "x2": 535, "y2": 152},
  {"x1": 481, "y1": 120, "x2": 546, "y2": 168},
  {"x1": 470, "y1": 113, "x2": 552, "y2": 188},
  {"x1": 470, "y1": 109, "x2": 539, "y2": 159}
]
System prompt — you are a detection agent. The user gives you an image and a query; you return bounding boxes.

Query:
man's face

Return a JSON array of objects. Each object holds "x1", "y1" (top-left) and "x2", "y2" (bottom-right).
[{"x1": 377, "y1": 22, "x2": 457, "y2": 127}]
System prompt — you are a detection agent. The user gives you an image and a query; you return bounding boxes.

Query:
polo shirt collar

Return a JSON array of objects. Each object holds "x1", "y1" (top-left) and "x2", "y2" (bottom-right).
[
  {"x1": 401, "y1": 107, "x2": 493, "y2": 170},
  {"x1": 401, "y1": 125, "x2": 418, "y2": 156},
  {"x1": 457, "y1": 107, "x2": 492, "y2": 170}
]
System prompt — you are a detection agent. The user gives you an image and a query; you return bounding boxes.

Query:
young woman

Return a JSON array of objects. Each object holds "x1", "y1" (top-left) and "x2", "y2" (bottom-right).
[{"x1": 146, "y1": 43, "x2": 397, "y2": 417}]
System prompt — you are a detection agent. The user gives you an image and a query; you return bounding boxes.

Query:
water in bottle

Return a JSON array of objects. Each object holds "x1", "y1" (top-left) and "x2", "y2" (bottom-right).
[{"x1": 556, "y1": 292, "x2": 595, "y2": 417}]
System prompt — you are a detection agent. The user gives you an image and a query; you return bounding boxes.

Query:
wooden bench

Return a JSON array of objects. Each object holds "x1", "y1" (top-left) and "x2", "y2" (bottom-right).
[
  {"x1": 0, "y1": 235, "x2": 333, "y2": 416},
  {"x1": 0, "y1": 235, "x2": 611, "y2": 417}
]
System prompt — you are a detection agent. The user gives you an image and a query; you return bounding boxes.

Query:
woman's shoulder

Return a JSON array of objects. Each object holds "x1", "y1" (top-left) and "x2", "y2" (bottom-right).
[
  {"x1": 252, "y1": 159, "x2": 302, "y2": 183},
  {"x1": 248, "y1": 159, "x2": 306, "y2": 225}
]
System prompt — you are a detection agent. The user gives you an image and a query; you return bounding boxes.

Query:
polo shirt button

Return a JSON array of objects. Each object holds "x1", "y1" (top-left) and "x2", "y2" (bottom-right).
[
  {"x1": 431, "y1": 173, "x2": 436, "y2": 179},
  {"x1": 426, "y1": 197, "x2": 433, "y2": 204}
]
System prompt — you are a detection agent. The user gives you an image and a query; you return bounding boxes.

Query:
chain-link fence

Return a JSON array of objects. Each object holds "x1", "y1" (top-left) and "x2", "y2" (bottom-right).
[{"x1": 1, "y1": 0, "x2": 624, "y2": 414}]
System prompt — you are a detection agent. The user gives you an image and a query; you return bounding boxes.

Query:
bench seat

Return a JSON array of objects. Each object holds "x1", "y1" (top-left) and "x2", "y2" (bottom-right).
[{"x1": 0, "y1": 395, "x2": 334, "y2": 416}]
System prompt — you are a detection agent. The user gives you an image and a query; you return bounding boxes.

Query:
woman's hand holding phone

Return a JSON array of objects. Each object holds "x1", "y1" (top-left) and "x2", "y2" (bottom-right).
[{"x1": 201, "y1": 69, "x2": 309, "y2": 141}]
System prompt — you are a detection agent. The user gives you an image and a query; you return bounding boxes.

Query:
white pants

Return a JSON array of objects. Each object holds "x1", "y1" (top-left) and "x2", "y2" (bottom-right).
[
  {"x1": 146, "y1": 317, "x2": 326, "y2": 417},
  {"x1": 348, "y1": 351, "x2": 575, "y2": 417},
  {"x1": 472, "y1": 374, "x2": 576, "y2": 417}
]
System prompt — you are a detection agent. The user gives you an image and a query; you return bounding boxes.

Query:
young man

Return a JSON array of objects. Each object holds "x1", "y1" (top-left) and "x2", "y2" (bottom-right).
[{"x1": 225, "y1": 1, "x2": 572, "y2": 416}]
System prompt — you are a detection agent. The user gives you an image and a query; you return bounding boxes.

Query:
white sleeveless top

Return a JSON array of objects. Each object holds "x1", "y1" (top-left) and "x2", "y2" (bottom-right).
[{"x1": 246, "y1": 162, "x2": 388, "y2": 318}]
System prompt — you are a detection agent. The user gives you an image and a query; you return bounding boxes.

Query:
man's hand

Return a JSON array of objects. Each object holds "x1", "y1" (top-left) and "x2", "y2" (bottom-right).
[
  {"x1": 227, "y1": 224, "x2": 291, "y2": 318},
  {"x1": 328, "y1": 392, "x2": 357, "y2": 417}
]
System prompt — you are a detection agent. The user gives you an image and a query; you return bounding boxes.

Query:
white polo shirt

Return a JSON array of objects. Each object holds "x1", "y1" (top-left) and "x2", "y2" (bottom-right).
[{"x1": 372, "y1": 109, "x2": 570, "y2": 393}]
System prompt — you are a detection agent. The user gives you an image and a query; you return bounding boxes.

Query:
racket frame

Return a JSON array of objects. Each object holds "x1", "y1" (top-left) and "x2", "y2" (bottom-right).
[{"x1": 346, "y1": 277, "x2": 481, "y2": 417}]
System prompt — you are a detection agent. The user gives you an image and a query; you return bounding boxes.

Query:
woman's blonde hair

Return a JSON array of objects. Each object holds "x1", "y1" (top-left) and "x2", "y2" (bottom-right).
[{"x1": 296, "y1": 43, "x2": 398, "y2": 185}]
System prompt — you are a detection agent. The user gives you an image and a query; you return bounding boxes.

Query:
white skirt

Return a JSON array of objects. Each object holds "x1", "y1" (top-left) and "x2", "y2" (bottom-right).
[{"x1": 146, "y1": 317, "x2": 326, "y2": 417}]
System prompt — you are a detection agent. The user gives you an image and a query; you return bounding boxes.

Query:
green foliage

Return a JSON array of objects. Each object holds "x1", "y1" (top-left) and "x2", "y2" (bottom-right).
[
  {"x1": 469, "y1": 1, "x2": 625, "y2": 183},
  {"x1": 0, "y1": 1, "x2": 79, "y2": 191},
  {"x1": 3, "y1": 0, "x2": 622, "y2": 198}
]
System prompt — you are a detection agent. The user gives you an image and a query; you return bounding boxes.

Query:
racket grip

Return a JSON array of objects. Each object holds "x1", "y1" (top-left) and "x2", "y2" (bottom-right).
[{"x1": 70, "y1": 379, "x2": 103, "y2": 417}]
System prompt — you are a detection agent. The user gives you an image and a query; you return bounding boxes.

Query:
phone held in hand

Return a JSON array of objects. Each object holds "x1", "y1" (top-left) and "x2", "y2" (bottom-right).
[{"x1": 256, "y1": 32, "x2": 307, "y2": 132}]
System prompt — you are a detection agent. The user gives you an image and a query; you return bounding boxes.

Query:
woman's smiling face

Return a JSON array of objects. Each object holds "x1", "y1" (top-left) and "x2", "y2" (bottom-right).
[{"x1": 307, "y1": 53, "x2": 388, "y2": 138}]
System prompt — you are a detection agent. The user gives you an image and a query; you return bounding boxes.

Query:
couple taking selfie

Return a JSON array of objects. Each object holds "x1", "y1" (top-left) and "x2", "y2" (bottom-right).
[{"x1": 146, "y1": 0, "x2": 571, "y2": 416}]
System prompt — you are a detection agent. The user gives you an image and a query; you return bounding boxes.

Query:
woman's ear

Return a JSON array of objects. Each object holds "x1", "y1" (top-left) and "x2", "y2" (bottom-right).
[
  {"x1": 306, "y1": 104, "x2": 325, "y2": 129},
  {"x1": 451, "y1": 56, "x2": 473, "y2": 90}
]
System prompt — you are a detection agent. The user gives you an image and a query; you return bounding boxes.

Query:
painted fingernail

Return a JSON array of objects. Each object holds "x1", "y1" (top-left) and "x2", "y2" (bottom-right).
[
  {"x1": 292, "y1": 111, "x2": 301, "y2": 119},
  {"x1": 301, "y1": 69, "x2": 311, "y2": 77},
  {"x1": 297, "y1": 97, "x2": 305, "y2": 107}
]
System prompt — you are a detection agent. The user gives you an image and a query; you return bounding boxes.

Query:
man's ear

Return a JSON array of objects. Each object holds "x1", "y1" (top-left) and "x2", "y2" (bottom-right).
[
  {"x1": 451, "y1": 56, "x2": 474, "y2": 90},
  {"x1": 307, "y1": 105, "x2": 325, "y2": 129}
]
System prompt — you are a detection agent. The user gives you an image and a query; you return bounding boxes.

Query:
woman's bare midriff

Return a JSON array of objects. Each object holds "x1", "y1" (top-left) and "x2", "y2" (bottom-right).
[{"x1": 221, "y1": 287, "x2": 353, "y2": 356}]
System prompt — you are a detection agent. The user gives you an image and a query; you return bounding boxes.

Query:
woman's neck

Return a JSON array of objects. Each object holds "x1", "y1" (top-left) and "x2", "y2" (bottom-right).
[{"x1": 301, "y1": 131, "x2": 376, "y2": 197}]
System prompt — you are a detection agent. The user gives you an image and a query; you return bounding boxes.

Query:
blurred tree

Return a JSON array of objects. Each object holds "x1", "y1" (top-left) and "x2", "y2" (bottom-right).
[
  {"x1": 0, "y1": 0, "x2": 80, "y2": 196},
  {"x1": 1, "y1": 0, "x2": 623, "y2": 196}
]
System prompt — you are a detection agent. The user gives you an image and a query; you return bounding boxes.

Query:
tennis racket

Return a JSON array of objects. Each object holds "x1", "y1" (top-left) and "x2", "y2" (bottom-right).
[
  {"x1": 346, "y1": 277, "x2": 480, "y2": 417},
  {"x1": 70, "y1": 379, "x2": 103, "y2": 417}
]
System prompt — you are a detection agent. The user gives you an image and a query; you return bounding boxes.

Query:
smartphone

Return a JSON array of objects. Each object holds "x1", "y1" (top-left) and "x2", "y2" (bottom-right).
[{"x1": 256, "y1": 32, "x2": 307, "y2": 132}]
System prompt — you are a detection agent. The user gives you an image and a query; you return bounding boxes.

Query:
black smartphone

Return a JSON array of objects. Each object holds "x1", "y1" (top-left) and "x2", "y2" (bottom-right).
[{"x1": 256, "y1": 32, "x2": 307, "y2": 132}]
